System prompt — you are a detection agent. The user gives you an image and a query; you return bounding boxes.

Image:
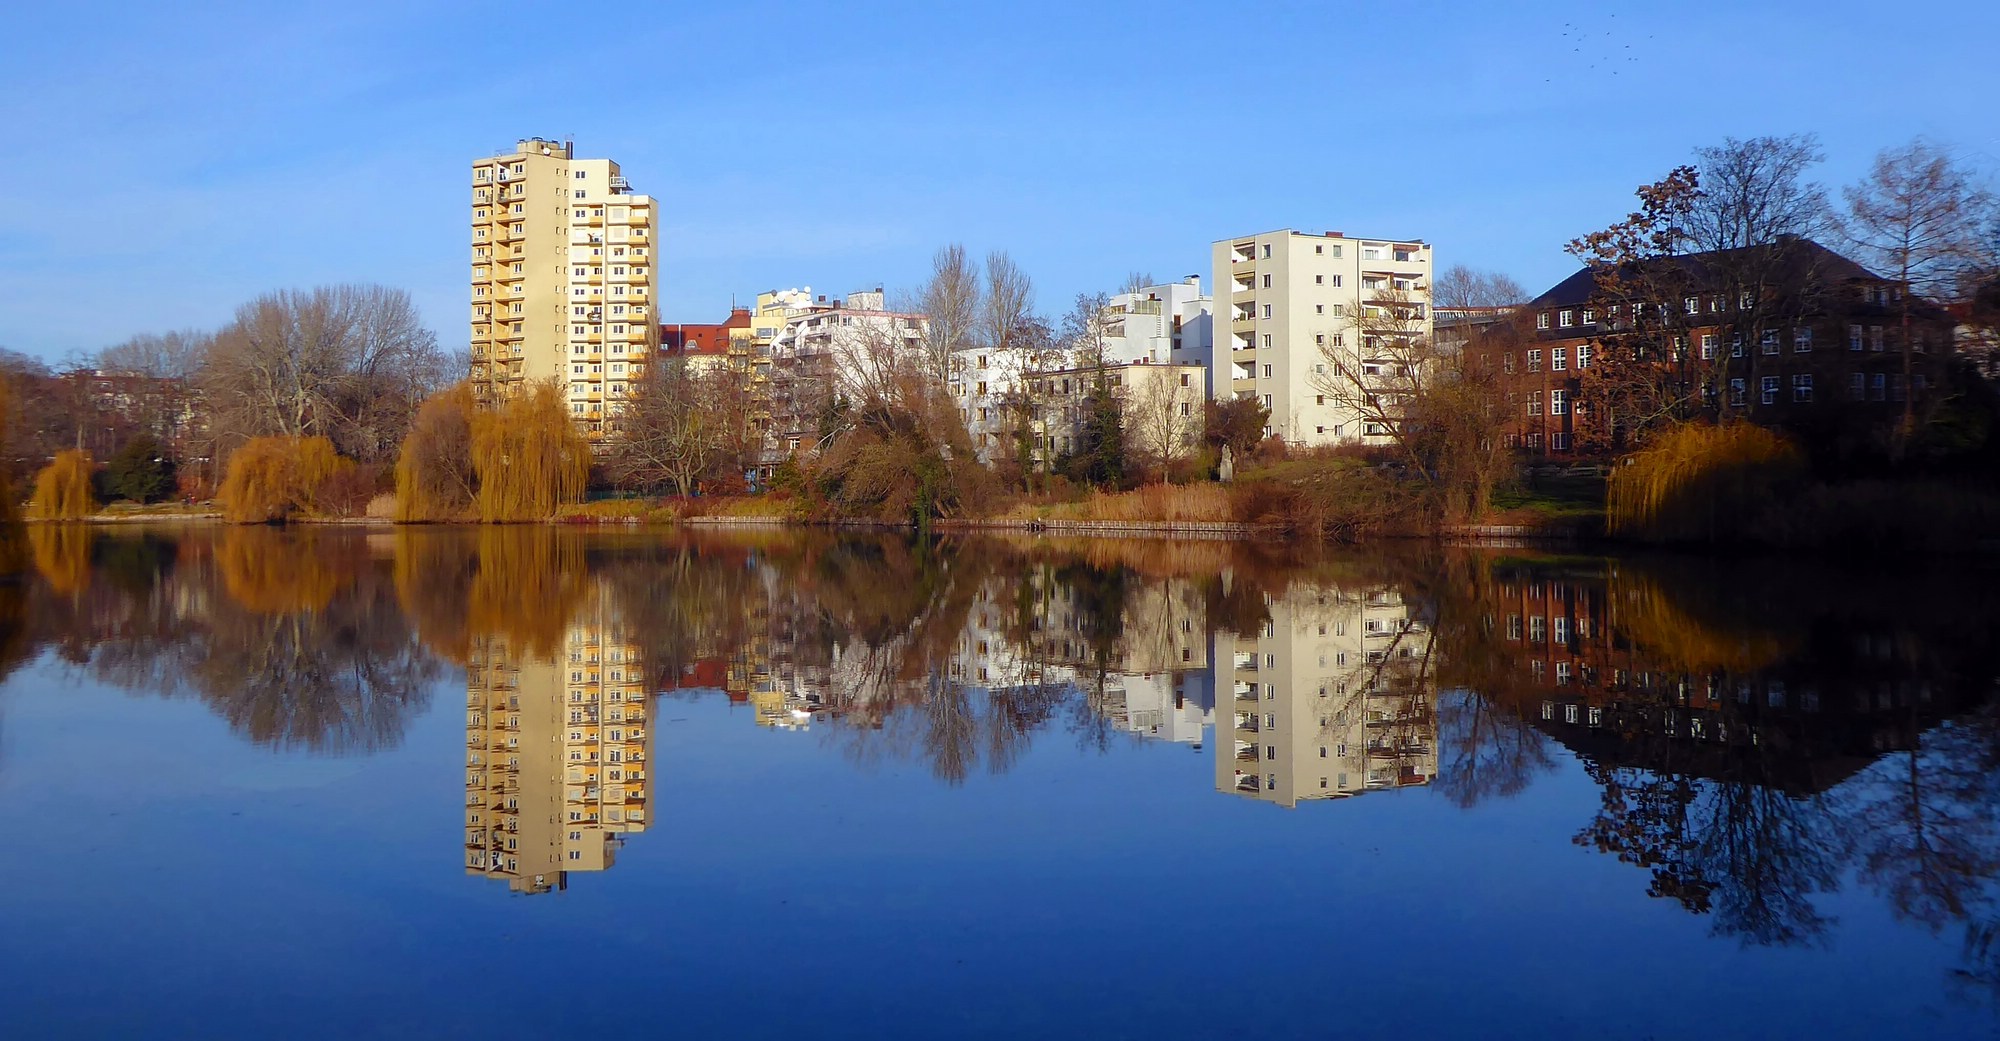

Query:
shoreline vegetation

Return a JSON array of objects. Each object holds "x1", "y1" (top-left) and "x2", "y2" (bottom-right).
[{"x1": 15, "y1": 461, "x2": 1997, "y2": 556}]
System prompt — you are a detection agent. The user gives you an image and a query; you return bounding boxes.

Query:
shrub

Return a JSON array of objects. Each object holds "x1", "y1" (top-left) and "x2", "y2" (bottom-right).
[
  {"x1": 104, "y1": 435, "x2": 177, "y2": 503},
  {"x1": 314, "y1": 462, "x2": 382, "y2": 518},
  {"x1": 27, "y1": 449, "x2": 99, "y2": 520}
]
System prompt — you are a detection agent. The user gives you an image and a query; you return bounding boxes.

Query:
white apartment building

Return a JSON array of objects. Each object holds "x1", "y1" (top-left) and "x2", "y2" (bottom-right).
[
  {"x1": 1216, "y1": 584, "x2": 1436, "y2": 809},
  {"x1": 764, "y1": 288, "x2": 929, "y2": 458},
  {"x1": 1101, "y1": 277, "x2": 1214, "y2": 368},
  {"x1": 470, "y1": 138, "x2": 659, "y2": 441},
  {"x1": 1211, "y1": 230, "x2": 1432, "y2": 446}
]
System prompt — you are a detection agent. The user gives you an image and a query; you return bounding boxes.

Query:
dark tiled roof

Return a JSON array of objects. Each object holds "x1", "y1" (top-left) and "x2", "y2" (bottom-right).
[{"x1": 1527, "y1": 238, "x2": 1885, "y2": 308}]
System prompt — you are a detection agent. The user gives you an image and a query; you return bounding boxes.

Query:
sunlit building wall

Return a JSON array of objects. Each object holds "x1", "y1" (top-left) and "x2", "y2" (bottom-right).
[
  {"x1": 1210, "y1": 230, "x2": 1433, "y2": 446},
  {"x1": 469, "y1": 137, "x2": 659, "y2": 442}
]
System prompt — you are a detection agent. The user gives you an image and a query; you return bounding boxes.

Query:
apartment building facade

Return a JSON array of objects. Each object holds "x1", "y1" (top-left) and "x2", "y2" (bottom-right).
[
  {"x1": 469, "y1": 138, "x2": 659, "y2": 441},
  {"x1": 764, "y1": 288, "x2": 928, "y2": 459},
  {"x1": 1101, "y1": 277, "x2": 1214, "y2": 368},
  {"x1": 1211, "y1": 230, "x2": 1433, "y2": 446},
  {"x1": 953, "y1": 356, "x2": 1205, "y2": 469}
]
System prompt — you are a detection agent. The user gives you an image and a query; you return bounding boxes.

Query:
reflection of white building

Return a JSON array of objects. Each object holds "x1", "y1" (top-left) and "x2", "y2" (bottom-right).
[
  {"x1": 1217, "y1": 585, "x2": 1436, "y2": 808},
  {"x1": 944, "y1": 572, "x2": 1213, "y2": 746},
  {"x1": 1100, "y1": 670, "x2": 1213, "y2": 746}
]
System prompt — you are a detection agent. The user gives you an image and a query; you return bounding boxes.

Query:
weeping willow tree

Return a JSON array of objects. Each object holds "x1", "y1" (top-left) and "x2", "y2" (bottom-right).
[
  {"x1": 393, "y1": 529, "x2": 479, "y2": 663},
  {"x1": 470, "y1": 380, "x2": 589, "y2": 523},
  {"x1": 217, "y1": 435, "x2": 353, "y2": 523},
  {"x1": 1606, "y1": 423, "x2": 1804, "y2": 543},
  {"x1": 391, "y1": 526, "x2": 587, "y2": 662},
  {"x1": 394, "y1": 383, "x2": 479, "y2": 522},
  {"x1": 0, "y1": 381, "x2": 24, "y2": 576},
  {"x1": 27, "y1": 449, "x2": 99, "y2": 520}
]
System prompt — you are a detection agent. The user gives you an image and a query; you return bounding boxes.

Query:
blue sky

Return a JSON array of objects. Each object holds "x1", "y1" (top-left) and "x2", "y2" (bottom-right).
[{"x1": 3, "y1": 0, "x2": 1996, "y2": 361}]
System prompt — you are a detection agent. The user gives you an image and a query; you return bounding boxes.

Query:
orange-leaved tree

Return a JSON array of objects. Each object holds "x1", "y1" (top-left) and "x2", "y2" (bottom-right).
[
  {"x1": 394, "y1": 382, "x2": 479, "y2": 522},
  {"x1": 27, "y1": 449, "x2": 99, "y2": 520},
  {"x1": 217, "y1": 435, "x2": 354, "y2": 523},
  {"x1": 469, "y1": 380, "x2": 589, "y2": 523}
]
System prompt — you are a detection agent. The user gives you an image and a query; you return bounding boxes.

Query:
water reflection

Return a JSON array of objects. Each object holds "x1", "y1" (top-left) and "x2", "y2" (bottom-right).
[
  {"x1": 1424, "y1": 551, "x2": 2000, "y2": 976},
  {"x1": 463, "y1": 582, "x2": 652, "y2": 894},
  {"x1": 5, "y1": 524, "x2": 1998, "y2": 983},
  {"x1": 1219, "y1": 579, "x2": 1435, "y2": 806}
]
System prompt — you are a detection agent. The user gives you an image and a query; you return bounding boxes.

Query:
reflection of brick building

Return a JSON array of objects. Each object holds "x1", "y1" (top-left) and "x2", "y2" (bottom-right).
[
  {"x1": 1473, "y1": 239, "x2": 1957, "y2": 456},
  {"x1": 1476, "y1": 561, "x2": 1977, "y2": 793}
]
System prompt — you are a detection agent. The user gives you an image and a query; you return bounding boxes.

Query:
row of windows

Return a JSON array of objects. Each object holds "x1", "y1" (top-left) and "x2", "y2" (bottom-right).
[{"x1": 1536, "y1": 286, "x2": 1905, "y2": 332}]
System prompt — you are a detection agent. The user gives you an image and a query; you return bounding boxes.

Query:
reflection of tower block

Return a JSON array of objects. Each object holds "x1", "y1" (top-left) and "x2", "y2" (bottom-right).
[
  {"x1": 1218, "y1": 587, "x2": 1437, "y2": 808},
  {"x1": 463, "y1": 590, "x2": 654, "y2": 895},
  {"x1": 464, "y1": 640, "x2": 567, "y2": 894}
]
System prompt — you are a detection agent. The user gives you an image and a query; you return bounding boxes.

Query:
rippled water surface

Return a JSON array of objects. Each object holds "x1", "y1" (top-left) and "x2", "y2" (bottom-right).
[{"x1": 1, "y1": 525, "x2": 1997, "y2": 1039}]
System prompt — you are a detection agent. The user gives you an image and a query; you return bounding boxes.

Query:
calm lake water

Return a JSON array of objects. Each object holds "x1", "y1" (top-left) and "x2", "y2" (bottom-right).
[{"x1": 2, "y1": 525, "x2": 1997, "y2": 1039}]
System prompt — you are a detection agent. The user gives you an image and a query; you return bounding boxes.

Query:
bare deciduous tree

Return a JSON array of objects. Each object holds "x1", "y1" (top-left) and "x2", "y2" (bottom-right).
[
  {"x1": 1128, "y1": 369, "x2": 1200, "y2": 483},
  {"x1": 612, "y1": 358, "x2": 756, "y2": 496},
  {"x1": 1844, "y1": 138, "x2": 1997, "y2": 438},
  {"x1": 981, "y1": 250, "x2": 1036, "y2": 356},
  {"x1": 1432, "y1": 266, "x2": 1527, "y2": 311},
  {"x1": 202, "y1": 285, "x2": 446, "y2": 463},
  {"x1": 1311, "y1": 288, "x2": 1511, "y2": 521},
  {"x1": 916, "y1": 244, "x2": 980, "y2": 383},
  {"x1": 1061, "y1": 291, "x2": 1114, "y2": 373}
]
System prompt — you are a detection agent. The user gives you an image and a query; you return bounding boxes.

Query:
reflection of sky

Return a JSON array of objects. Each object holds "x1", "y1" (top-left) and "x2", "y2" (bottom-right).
[{"x1": 0, "y1": 655, "x2": 1978, "y2": 1040}]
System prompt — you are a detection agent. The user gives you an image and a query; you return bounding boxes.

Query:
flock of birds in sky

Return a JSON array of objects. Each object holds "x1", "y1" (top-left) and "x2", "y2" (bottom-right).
[{"x1": 1550, "y1": 13, "x2": 1650, "y2": 82}]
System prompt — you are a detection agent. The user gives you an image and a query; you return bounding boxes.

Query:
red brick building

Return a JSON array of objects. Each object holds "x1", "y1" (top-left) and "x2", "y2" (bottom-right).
[
  {"x1": 659, "y1": 306, "x2": 752, "y2": 363},
  {"x1": 1471, "y1": 239, "x2": 1957, "y2": 457}
]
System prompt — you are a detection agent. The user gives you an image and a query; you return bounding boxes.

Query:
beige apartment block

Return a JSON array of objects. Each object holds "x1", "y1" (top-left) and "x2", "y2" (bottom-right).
[
  {"x1": 1211, "y1": 230, "x2": 1432, "y2": 446},
  {"x1": 1217, "y1": 584, "x2": 1436, "y2": 808},
  {"x1": 469, "y1": 138, "x2": 659, "y2": 441},
  {"x1": 464, "y1": 588, "x2": 652, "y2": 894}
]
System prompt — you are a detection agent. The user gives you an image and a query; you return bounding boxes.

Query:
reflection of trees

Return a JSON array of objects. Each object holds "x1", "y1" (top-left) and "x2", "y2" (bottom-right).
[
  {"x1": 27, "y1": 526, "x2": 437, "y2": 753},
  {"x1": 29, "y1": 523, "x2": 93, "y2": 598},
  {"x1": 191, "y1": 584, "x2": 436, "y2": 752},
  {"x1": 1433, "y1": 688, "x2": 1555, "y2": 808},
  {"x1": 1577, "y1": 763, "x2": 1840, "y2": 946},
  {"x1": 1437, "y1": 547, "x2": 2000, "y2": 966}
]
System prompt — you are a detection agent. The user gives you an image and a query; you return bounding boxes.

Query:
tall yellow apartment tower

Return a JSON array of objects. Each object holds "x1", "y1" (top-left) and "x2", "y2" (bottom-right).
[{"x1": 469, "y1": 138, "x2": 659, "y2": 441}]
